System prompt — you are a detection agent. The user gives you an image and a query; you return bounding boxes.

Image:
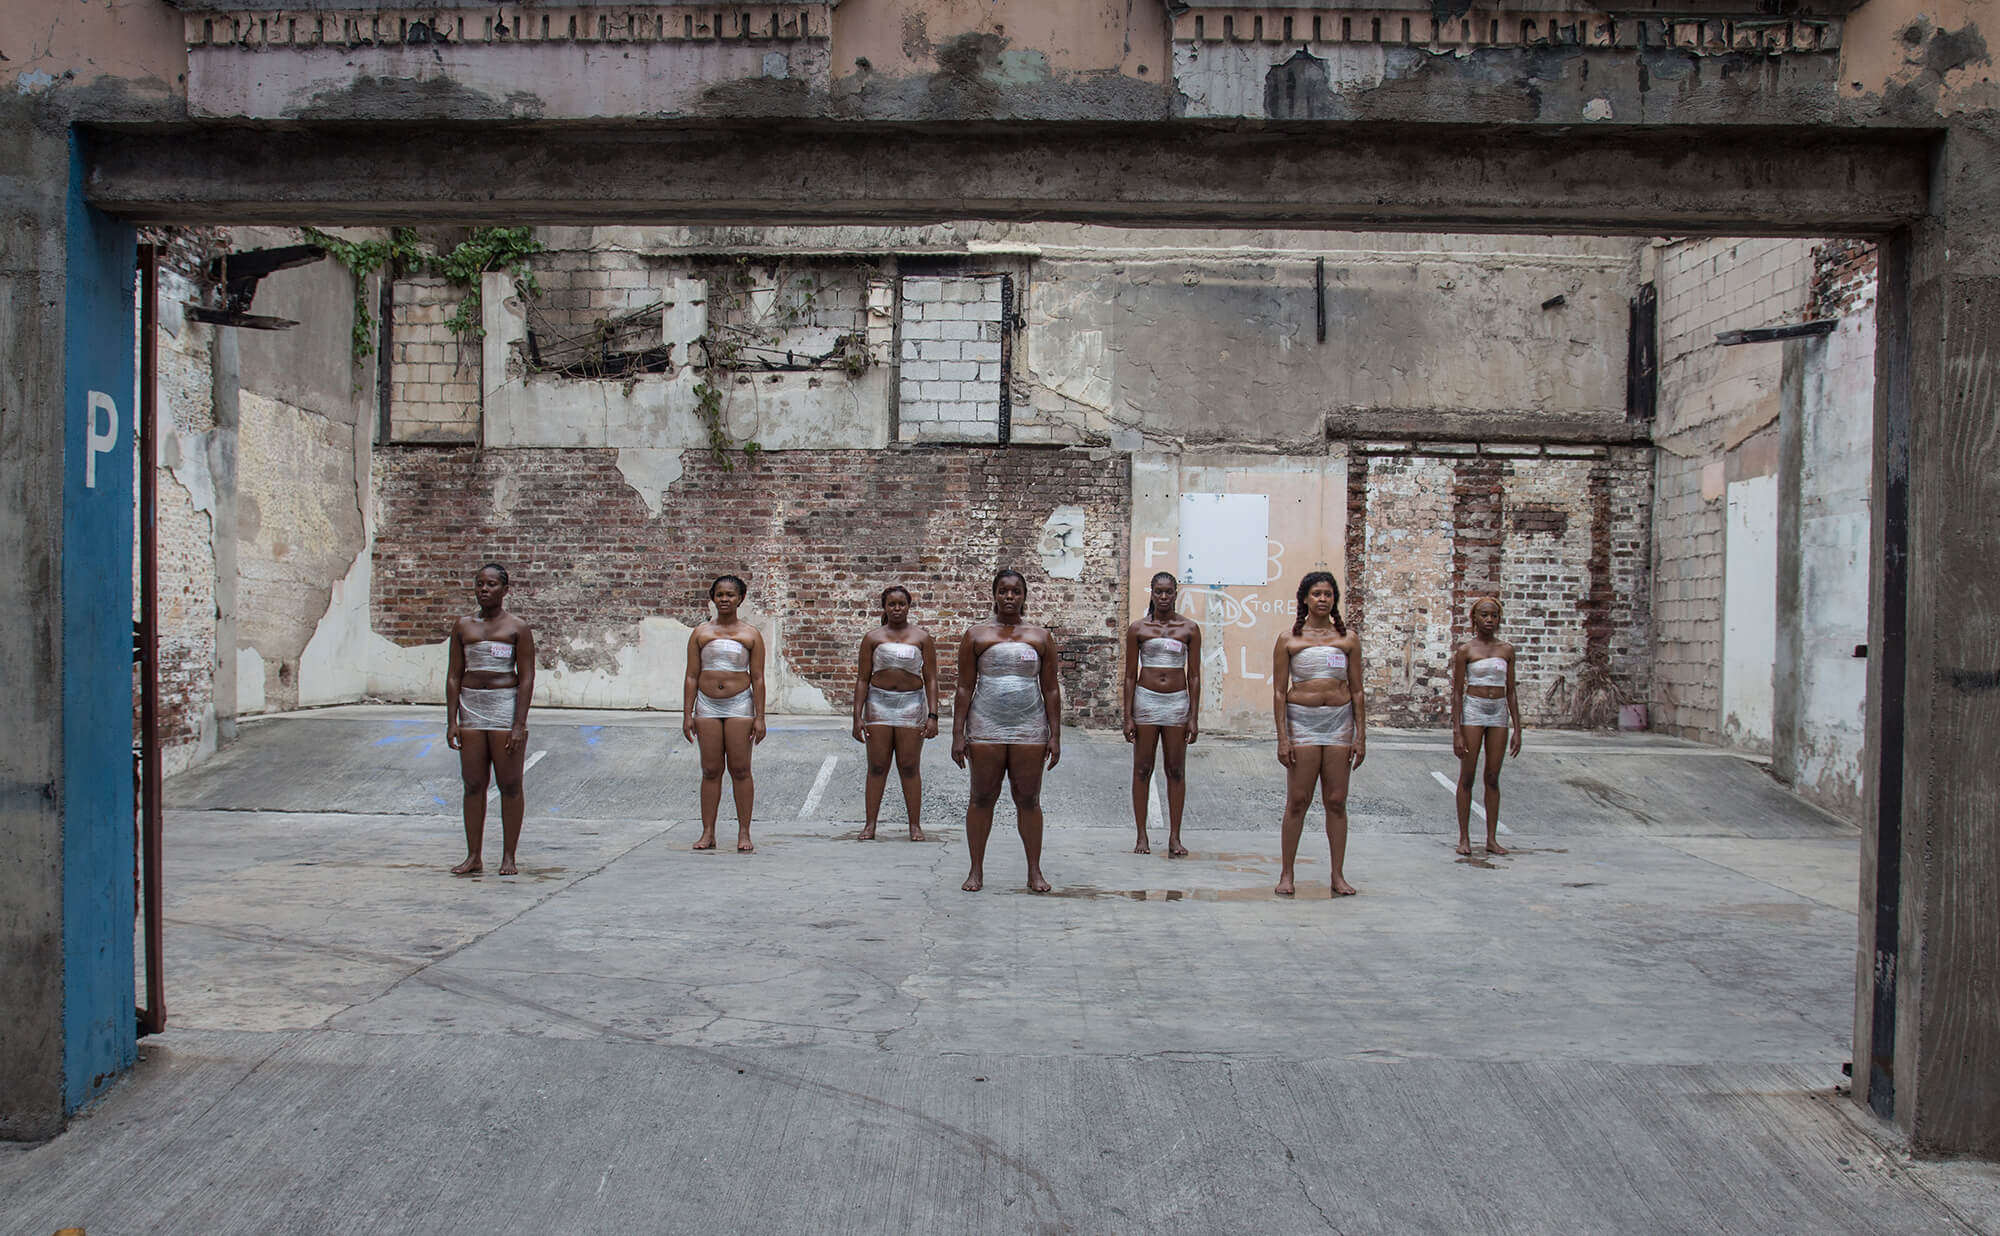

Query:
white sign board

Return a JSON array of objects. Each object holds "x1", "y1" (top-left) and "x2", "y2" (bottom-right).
[{"x1": 1177, "y1": 492, "x2": 1270, "y2": 586}]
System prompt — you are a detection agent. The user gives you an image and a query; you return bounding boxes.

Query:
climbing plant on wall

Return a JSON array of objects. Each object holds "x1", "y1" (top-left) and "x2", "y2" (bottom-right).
[{"x1": 301, "y1": 226, "x2": 544, "y2": 362}]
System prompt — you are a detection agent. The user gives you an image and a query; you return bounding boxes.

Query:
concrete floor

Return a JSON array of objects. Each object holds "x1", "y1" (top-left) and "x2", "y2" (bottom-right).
[{"x1": 5, "y1": 705, "x2": 1998, "y2": 1234}]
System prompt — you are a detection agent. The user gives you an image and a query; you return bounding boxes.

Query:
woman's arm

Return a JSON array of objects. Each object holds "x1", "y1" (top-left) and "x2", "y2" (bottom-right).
[
  {"x1": 1271, "y1": 636, "x2": 1292, "y2": 766},
  {"x1": 852, "y1": 631, "x2": 875, "y2": 743},
  {"x1": 1348, "y1": 638, "x2": 1367, "y2": 769},
  {"x1": 1120, "y1": 623, "x2": 1140, "y2": 743},
  {"x1": 748, "y1": 629, "x2": 768, "y2": 745},
  {"x1": 1450, "y1": 646, "x2": 1468, "y2": 758},
  {"x1": 921, "y1": 631, "x2": 940, "y2": 741},
  {"x1": 681, "y1": 631, "x2": 701, "y2": 743},
  {"x1": 510, "y1": 624, "x2": 536, "y2": 754},
  {"x1": 445, "y1": 621, "x2": 466, "y2": 749},
  {"x1": 1038, "y1": 627, "x2": 1063, "y2": 770},
  {"x1": 949, "y1": 629, "x2": 978, "y2": 768},
  {"x1": 1505, "y1": 643, "x2": 1522, "y2": 757},
  {"x1": 1184, "y1": 623, "x2": 1203, "y2": 743}
]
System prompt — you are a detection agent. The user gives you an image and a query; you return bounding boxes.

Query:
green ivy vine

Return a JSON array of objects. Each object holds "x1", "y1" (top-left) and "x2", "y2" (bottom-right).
[{"x1": 301, "y1": 226, "x2": 544, "y2": 362}]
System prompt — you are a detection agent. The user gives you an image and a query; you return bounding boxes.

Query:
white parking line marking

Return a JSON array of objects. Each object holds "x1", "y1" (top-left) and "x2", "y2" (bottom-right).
[
  {"x1": 490, "y1": 749, "x2": 548, "y2": 800},
  {"x1": 799, "y1": 755, "x2": 839, "y2": 818},
  {"x1": 1430, "y1": 768, "x2": 1512, "y2": 833}
]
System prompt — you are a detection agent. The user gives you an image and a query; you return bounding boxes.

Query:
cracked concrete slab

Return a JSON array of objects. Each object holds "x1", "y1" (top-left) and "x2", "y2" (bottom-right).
[{"x1": 5, "y1": 706, "x2": 1995, "y2": 1232}]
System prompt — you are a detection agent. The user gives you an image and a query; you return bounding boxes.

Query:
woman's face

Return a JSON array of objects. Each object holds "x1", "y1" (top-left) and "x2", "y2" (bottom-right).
[
  {"x1": 473, "y1": 568, "x2": 507, "y2": 609},
  {"x1": 1306, "y1": 581, "x2": 1337, "y2": 618},
  {"x1": 1472, "y1": 600, "x2": 1500, "y2": 637},
  {"x1": 711, "y1": 582, "x2": 743, "y2": 618},
  {"x1": 993, "y1": 577, "x2": 1027, "y2": 621},
  {"x1": 883, "y1": 592, "x2": 911, "y2": 625},
  {"x1": 1150, "y1": 577, "x2": 1177, "y2": 615}
]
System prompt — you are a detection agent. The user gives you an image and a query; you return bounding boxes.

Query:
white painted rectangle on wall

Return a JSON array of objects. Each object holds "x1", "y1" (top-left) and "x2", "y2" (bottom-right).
[
  {"x1": 1722, "y1": 474, "x2": 1778, "y2": 753},
  {"x1": 1178, "y1": 493, "x2": 1269, "y2": 586}
]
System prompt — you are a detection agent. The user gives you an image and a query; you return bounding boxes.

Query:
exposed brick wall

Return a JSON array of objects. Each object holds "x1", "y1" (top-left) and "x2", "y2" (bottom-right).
[
  {"x1": 370, "y1": 446, "x2": 1131, "y2": 726},
  {"x1": 390, "y1": 275, "x2": 479, "y2": 443},
  {"x1": 1346, "y1": 444, "x2": 1652, "y2": 726},
  {"x1": 1810, "y1": 239, "x2": 1878, "y2": 319}
]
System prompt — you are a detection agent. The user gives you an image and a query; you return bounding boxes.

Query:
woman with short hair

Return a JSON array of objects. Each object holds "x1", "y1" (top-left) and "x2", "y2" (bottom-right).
[{"x1": 683, "y1": 574, "x2": 766, "y2": 853}]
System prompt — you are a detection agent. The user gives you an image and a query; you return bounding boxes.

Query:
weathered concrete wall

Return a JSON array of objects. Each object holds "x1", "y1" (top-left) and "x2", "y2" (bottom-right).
[
  {"x1": 1023, "y1": 232, "x2": 1639, "y2": 451},
  {"x1": 1651, "y1": 237, "x2": 1815, "y2": 744},
  {"x1": 368, "y1": 445, "x2": 1130, "y2": 725}
]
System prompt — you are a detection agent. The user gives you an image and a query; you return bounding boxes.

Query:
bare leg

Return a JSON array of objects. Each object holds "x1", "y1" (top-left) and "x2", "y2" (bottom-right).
[
  {"x1": 892, "y1": 726, "x2": 925, "y2": 840},
  {"x1": 693, "y1": 718, "x2": 725, "y2": 849},
  {"x1": 723, "y1": 717, "x2": 756, "y2": 851},
  {"x1": 1276, "y1": 746, "x2": 1324, "y2": 895},
  {"x1": 1320, "y1": 747, "x2": 1358, "y2": 895},
  {"x1": 1160, "y1": 725, "x2": 1190, "y2": 856},
  {"x1": 860, "y1": 724, "x2": 895, "y2": 840},
  {"x1": 963, "y1": 743, "x2": 1008, "y2": 890},
  {"x1": 1482, "y1": 725, "x2": 1510, "y2": 855},
  {"x1": 1130, "y1": 725, "x2": 1160, "y2": 853},
  {"x1": 491, "y1": 734, "x2": 528, "y2": 875},
  {"x1": 1455, "y1": 726, "x2": 1481, "y2": 856},
  {"x1": 452, "y1": 730, "x2": 492, "y2": 874},
  {"x1": 1007, "y1": 743, "x2": 1052, "y2": 892}
]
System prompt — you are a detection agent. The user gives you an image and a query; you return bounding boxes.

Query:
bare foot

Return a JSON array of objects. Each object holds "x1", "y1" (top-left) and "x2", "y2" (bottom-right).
[
  {"x1": 692, "y1": 832, "x2": 717, "y2": 851},
  {"x1": 450, "y1": 857, "x2": 482, "y2": 875},
  {"x1": 1134, "y1": 834, "x2": 1152, "y2": 854},
  {"x1": 1485, "y1": 840, "x2": 1510, "y2": 856},
  {"x1": 1168, "y1": 836, "x2": 1189, "y2": 858},
  {"x1": 1331, "y1": 877, "x2": 1359, "y2": 896},
  {"x1": 857, "y1": 825, "x2": 877, "y2": 841},
  {"x1": 1455, "y1": 841, "x2": 1472, "y2": 856},
  {"x1": 1027, "y1": 869, "x2": 1052, "y2": 893},
  {"x1": 1274, "y1": 873, "x2": 1296, "y2": 896},
  {"x1": 497, "y1": 856, "x2": 518, "y2": 876},
  {"x1": 962, "y1": 870, "x2": 984, "y2": 892},
  {"x1": 908, "y1": 826, "x2": 926, "y2": 842},
  {"x1": 737, "y1": 833, "x2": 755, "y2": 854}
]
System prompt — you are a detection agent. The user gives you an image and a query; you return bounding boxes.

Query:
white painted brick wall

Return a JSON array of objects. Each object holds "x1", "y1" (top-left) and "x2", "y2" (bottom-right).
[{"x1": 900, "y1": 274, "x2": 1006, "y2": 444}]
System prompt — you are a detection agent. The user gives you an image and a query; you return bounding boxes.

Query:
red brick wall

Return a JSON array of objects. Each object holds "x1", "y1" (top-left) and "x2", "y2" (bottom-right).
[
  {"x1": 371, "y1": 446, "x2": 1131, "y2": 725},
  {"x1": 1810, "y1": 239, "x2": 1878, "y2": 319}
]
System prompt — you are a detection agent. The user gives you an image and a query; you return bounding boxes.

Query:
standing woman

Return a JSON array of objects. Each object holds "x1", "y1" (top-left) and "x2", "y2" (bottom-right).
[
  {"x1": 951, "y1": 569, "x2": 1061, "y2": 892},
  {"x1": 446, "y1": 562, "x2": 537, "y2": 876},
  {"x1": 852, "y1": 586, "x2": 940, "y2": 841},
  {"x1": 1450, "y1": 596, "x2": 1522, "y2": 857},
  {"x1": 1271, "y1": 570, "x2": 1364, "y2": 896},
  {"x1": 682, "y1": 574, "x2": 767, "y2": 853},
  {"x1": 1123, "y1": 571, "x2": 1202, "y2": 856}
]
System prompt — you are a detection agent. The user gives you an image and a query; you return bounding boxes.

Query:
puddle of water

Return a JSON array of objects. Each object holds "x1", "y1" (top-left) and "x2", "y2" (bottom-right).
[
  {"x1": 1006, "y1": 883, "x2": 1336, "y2": 902},
  {"x1": 1455, "y1": 856, "x2": 1499, "y2": 870}
]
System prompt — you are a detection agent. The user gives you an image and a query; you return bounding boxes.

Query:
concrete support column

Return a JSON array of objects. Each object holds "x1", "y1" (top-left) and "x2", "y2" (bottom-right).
[
  {"x1": 1857, "y1": 121, "x2": 2000, "y2": 1156},
  {"x1": 0, "y1": 115, "x2": 74, "y2": 1142}
]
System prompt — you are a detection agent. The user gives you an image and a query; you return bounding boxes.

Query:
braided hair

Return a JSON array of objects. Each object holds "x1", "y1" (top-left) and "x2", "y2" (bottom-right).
[
  {"x1": 1292, "y1": 570, "x2": 1347, "y2": 637},
  {"x1": 478, "y1": 562, "x2": 509, "y2": 586}
]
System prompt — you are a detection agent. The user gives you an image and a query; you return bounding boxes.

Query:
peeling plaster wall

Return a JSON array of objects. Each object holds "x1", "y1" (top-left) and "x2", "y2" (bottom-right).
[
  {"x1": 147, "y1": 251, "x2": 223, "y2": 775},
  {"x1": 233, "y1": 233, "x2": 375, "y2": 714},
  {"x1": 1778, "y1": 243, "x2": 1876, "y2": 822}
]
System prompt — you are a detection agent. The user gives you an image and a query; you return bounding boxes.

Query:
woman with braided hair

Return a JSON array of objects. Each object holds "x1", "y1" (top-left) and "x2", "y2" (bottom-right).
[
  {"x1": 1122, "y1": 571, "x2": 1201, "y2": 856},
  {"x1": 445, "y1": 562, "x2": 536, "y2": 876},
  {"x1": 1270, "y1": 570, "x2": 1364, "y2": 896}
]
